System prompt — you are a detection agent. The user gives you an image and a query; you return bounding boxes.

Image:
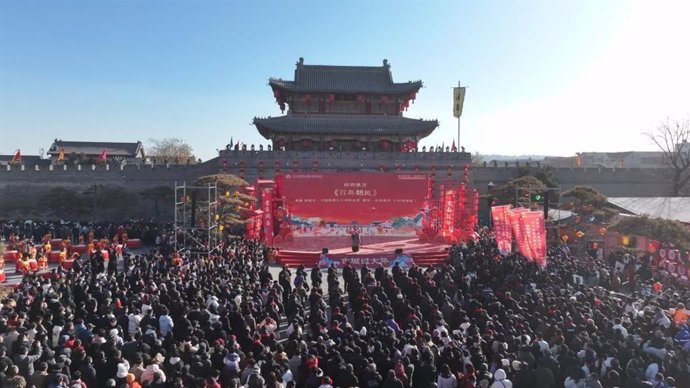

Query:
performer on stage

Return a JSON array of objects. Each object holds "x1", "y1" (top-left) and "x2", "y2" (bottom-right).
[{"x1": 350, "y1": 227, "x2": 361, "y2": 252}]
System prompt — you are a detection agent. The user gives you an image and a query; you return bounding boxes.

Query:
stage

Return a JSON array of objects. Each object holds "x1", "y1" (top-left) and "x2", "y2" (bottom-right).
[
  {"x1": 250, "y1": 172, "x2": 475, "y2": 268},
  {"x1": 272, "y1": 236, "x2": 450, "y2": 268}
]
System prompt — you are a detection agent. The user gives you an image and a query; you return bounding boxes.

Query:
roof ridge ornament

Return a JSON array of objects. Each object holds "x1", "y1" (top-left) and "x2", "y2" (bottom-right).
[{"x1": 383, "y1": 59, "x2": 389, "y2": 68}]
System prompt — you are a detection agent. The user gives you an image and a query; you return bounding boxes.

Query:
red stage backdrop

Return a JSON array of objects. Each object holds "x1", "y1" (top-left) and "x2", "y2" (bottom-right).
[{"x1": 280, "y1": 173, "x2": 429, "y2": 237}]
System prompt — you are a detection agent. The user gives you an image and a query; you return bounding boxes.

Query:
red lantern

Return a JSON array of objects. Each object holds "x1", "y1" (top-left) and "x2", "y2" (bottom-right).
[
  {"x1": 379, "y1": 95, "x2": 389, "y2": 103},
  {"x1": 356, "y1": 94, "x2": 364, "y2": 103},
  {"x1": 327, "y1": 94, "x2": 335, "y2": 103},
  {"x1": 303, "y1": 94, "x2": 312, "y2": 103}
]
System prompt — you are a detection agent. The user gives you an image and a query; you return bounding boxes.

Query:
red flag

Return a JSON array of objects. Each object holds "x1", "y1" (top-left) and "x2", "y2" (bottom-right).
[
  {"x1": 491, "y1": 205, "x2": 512, "y2": 254},
  {"x1": 520, "y1": 211, "x2": 547, "y2": 266},
  {"x1": 98, "y1": 149, "x2": 108, "y2": 162},
  {"x1": 11, "y1": 149, "x2": 21, "y2": 163},
  {"x1": 507, "y1": 208, "x2": 530, "y2": 257},
  {"x1": 451, "y1": 140, "x2": 457, "y2": 152}
]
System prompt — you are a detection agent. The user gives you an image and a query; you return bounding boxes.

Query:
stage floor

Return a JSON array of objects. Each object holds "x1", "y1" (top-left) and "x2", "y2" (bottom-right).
[{"x1": 272, "y1": 236, "x2": 448, "y2": 255}]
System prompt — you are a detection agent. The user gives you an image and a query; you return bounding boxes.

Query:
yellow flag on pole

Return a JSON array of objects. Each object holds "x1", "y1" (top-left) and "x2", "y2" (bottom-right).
[{"x1": 453, "y1": 87, "x2": 466, "y2": 118}]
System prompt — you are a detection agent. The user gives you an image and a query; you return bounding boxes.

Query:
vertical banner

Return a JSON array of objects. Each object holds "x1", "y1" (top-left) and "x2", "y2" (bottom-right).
[
  {"x1": 520, "y1": 211, "x2": 547, "y2": 266},
  {"x1": 491, "y1": 205, "x2": 513, "y2": 254},
  {"x1": 442, "y1": 190, "x2": 457, "y2": 238},
  {"x1": 455, "y1": 184, "x2": 466, "y2": 241},
  {"x1": 507, "y1": 208, "x2": 530, "y2": 258},
  {"x1": 530, "y1": 211, "x2": 547, "y2": 267},
  {"x1": 262, "y1": 188, "x2": 274, "y2": 244}
]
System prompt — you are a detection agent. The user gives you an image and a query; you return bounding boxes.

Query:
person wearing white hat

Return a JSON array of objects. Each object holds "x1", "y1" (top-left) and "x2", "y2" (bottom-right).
[{"x1": 490, "y1": 368, "x2": 512, "y2": 388}]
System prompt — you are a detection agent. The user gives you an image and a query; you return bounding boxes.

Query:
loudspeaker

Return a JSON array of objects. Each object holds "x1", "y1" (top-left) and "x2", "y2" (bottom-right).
[
  {"x1": 322, "y1": 248, "x2": 329, "y2": 254},
  {"x1": 394, "y1": 248, "x2": 403, "y2": 255}
]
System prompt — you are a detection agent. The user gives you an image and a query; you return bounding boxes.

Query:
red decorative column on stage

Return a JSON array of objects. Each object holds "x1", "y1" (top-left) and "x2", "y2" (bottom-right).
[
  {"x1": 442, "y1": 189, "x2": 457, "y2": 240},
  {"x1": 261, "y1": 188, "x2": 274, "y2": 244}
]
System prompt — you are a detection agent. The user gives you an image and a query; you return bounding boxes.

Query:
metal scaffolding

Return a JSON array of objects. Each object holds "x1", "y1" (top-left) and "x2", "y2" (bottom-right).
[
  {"x1": 174, "y1": 182, "x2": 220, "y2": 255},
  {"x1": 515, "y1": 186, "x2": 562, "y2": 244}
]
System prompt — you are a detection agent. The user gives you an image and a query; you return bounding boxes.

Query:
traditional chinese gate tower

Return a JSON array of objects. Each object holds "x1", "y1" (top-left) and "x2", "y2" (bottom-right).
[{"x1": 254, "y1": 58, "x2": 439, "y2": 152}]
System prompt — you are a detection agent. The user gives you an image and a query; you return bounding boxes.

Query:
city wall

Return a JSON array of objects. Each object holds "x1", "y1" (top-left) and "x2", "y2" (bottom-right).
[{"x1": 0, "y1": 150, "x2": 672, "y2": 221}]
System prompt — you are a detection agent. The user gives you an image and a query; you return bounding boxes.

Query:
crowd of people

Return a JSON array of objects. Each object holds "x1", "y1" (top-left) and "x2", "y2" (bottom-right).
[
  {"x1": 0, "y1": 224, "x2": 689, "y2": 388},
  {"x1": 1, "y1": 220, "x2": 170, "y2": 248}
]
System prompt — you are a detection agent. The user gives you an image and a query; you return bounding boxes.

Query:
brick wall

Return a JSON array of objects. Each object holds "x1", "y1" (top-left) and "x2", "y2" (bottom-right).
[{"x1": 0, "y1": 151, "x2": 674, "y2": 221}]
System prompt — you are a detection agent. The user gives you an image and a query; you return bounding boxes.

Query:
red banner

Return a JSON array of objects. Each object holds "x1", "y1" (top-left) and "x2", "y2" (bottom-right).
[
  {"x1": 280, "y1": 173, "x2": 429, "y2": 236},
  {"x1": 491, "y1": 205, "x2": 512, "y2": 254},
  {"x1": 442, "y1": 189, "x2": 457, "y2": 237},
  {"x1": 520, "y1": 210, "x2": 547, "y2": 267},
  {"x1": 507, "y1": 208, "x2": 530, "y2": 257},
  {"x1": 318, "y1": 252, "x2": 415, "y2": 268},
  {"x1": 261, "y1": 188, "x2": 274, "y2": 244}
]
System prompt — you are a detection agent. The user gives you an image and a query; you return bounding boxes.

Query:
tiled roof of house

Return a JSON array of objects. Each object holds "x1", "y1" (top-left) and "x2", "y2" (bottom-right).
[
  {"x1": 254, "y1": 114, "x2": 438, "y2": 137},
  {"x1": 608, "y1": 197, "x2": 690, "y2": 224},
  {"x1": 269, "y1": 58, "x2": 422, "y2": 94},
  {"x1": 47, "y1": 140, "x2": 143, "y2": 157}
]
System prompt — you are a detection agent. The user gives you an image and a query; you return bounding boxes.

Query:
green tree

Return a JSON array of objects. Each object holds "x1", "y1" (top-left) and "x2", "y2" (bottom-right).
[
  {"x1": 492, "y1": 176, "x2": 545, "y2": 206},
  {"x1": 515, "y1": 166, "x2": 558, "y2": 188},
  {"x1": 194, "y1": 174, "x2": 255, "y2": 228},
  {"x1": 561, "y1": 186, "x2": 618, "y2": 223},
  {"x1": 611, "y1": 215, "x2": 690, "y2": 251}
]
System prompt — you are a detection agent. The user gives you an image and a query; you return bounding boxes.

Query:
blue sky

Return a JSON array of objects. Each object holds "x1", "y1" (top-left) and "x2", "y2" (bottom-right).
[{"x1": 1, "y1": 0, "x2": 689, "y2": 161}]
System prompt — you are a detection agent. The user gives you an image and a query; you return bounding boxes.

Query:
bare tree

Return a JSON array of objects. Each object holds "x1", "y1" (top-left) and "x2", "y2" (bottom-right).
[
  {"x1": 147, "y1": 138, "x2": 195, "y2": 163},
  {"x1": 645, "y1": 117, "x2": 690, "y2": 197}
]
